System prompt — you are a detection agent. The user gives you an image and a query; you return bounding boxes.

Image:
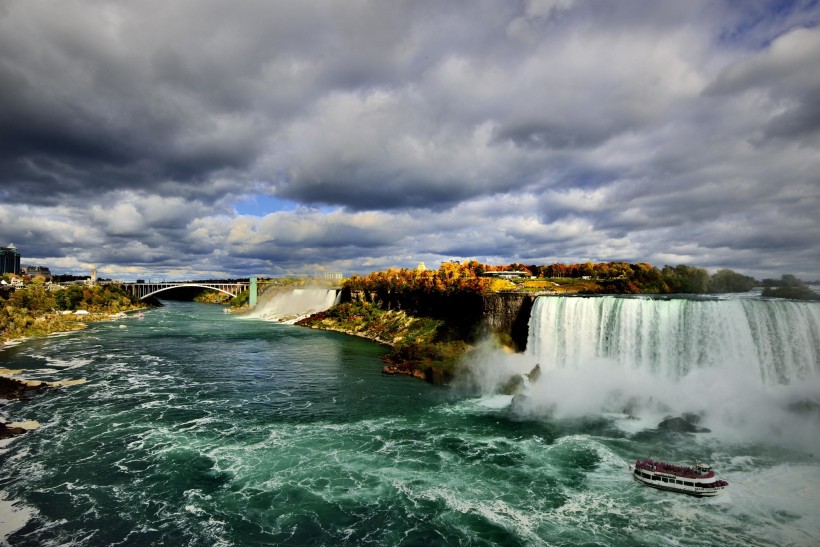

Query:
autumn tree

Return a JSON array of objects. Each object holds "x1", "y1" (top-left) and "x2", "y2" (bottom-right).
[{"x1": 8, "y1": 284, "x2": 56, "y2": 314}]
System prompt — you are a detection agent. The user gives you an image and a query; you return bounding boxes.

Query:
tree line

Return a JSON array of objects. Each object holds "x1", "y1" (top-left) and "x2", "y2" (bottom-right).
[
  {"x1": 344, "y1": 260, "x2": 760, "y2": 296},
  {"x1": 1, "y1": 282, "x2": 144, "y2": 342}
]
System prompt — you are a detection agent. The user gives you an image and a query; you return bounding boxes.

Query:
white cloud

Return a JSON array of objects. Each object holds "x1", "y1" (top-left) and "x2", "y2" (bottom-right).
[{"x1": 1, "y1": 0, "x2": 818, "y2": 280}]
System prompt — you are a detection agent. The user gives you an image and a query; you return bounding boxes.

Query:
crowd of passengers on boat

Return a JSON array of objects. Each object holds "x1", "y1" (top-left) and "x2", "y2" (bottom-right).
[{"x1": 633, "y1": 459, "x2": 729, "y2": 489}]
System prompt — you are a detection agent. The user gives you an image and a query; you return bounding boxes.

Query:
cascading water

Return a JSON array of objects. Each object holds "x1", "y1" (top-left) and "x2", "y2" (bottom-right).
[
  {"x1": 243, "y1": 287, "x2": 339, "y2": 323},
  {"x1": 527, "y1": 296, "x2": 820, "y2": 385},
  {"x1": 515, "y1": 295, "x2": 820, "y2": 449}
]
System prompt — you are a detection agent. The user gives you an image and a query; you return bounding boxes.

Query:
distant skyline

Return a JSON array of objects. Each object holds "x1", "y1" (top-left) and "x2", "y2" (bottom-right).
[{"x1": 2, "y1": 0, "x2": 819, "y2": 281}]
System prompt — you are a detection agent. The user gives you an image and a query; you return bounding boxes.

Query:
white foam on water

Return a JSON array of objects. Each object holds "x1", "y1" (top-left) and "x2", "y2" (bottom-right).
[
  {"x1": 415, "y1": 485, "x2": 548, "y2": 545},
  {"x1": 0, "y1": 496, "x2": 35, "y2": 543},
  {"x1": 466, "y1": 296, "x2": 820, "y2": 452},
  {"x1": 716, "y1": 463, "x2": 820, "y2": 544},
  {"x1": 438, "y1": 394, "x2": 514, "y2": 414}
]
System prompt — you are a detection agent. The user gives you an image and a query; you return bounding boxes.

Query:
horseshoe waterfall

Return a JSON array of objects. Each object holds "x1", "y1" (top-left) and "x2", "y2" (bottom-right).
[
  {"x1": 519, "y1": 296, "x2": 820, "y2": 453},
  {"x1": 527, "y1": 296, "x2": 820, "y2": 384}
]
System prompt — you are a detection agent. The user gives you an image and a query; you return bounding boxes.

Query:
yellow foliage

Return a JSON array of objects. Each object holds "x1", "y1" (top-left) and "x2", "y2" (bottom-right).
[{"x1": 489, "y1": 279, "x2": 517, "y2": 292}]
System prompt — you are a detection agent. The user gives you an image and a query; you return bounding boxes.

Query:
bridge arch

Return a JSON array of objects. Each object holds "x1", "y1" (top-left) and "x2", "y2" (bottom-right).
[
  {"x1": 123, "y1": 282, "x2": 250, "y2": 301},
  {"x1": 136, "y1": 284, "x2": 240, "y2": 301}
]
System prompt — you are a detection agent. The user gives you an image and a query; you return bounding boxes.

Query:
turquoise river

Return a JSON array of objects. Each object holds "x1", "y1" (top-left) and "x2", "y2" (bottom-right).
[{"x1": 1, "y1": 295, "x2": 819, "y2": 546}]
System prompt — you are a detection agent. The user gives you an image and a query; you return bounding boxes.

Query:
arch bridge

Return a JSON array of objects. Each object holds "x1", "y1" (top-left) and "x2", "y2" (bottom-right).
[{"x1": 123, "y1": 281, "x2": 250, "y2": 301}]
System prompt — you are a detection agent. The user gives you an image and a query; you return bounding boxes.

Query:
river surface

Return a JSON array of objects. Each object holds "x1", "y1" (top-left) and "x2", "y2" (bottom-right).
[{"x1": 1, "y1": 299, "x2": 819, "y2": 546}]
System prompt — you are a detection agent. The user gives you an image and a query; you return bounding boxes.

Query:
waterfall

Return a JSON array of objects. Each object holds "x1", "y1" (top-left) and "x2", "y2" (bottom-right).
[
  {"x1": 244, "y1": 288, "x2": 339, "y2": 323},
  {"x1": 527, "y1": 296, "x2": 820, "y2": 385},
  {"x1": 511, "y1": 296, "x2": 820, "y2": 447}
]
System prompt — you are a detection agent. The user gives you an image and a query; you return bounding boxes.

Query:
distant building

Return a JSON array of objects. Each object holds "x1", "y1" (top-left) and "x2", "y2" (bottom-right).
[
  {"x1": 482, "y1": 271, "x2": 529, "y2": 280},
  {"x1": 416, "y1": 262, "x2": 427, "y2": 271},
  {"x1": 322, "y1": 272, "x2": 343, "y2": 280},
  {"x1": 21, "y1": 265, "x2": 52, "y2": 282},
  {"x1": 1, "y1": 243, "x2": 21, "y2": 275}
]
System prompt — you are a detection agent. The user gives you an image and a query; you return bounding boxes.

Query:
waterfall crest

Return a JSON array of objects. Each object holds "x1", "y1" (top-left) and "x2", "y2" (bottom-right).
[
  {"x1": 527, "y1": 296, "x2": 820, "y2": 385},
  {"x1": 244, "y1": 288, "x2": 339, "y2": 323}
]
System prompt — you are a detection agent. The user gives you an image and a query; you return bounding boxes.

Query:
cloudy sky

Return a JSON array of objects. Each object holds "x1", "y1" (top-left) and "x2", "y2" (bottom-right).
[{"x1": 2, "y1": 0, "x2": 819, "y2": 281}]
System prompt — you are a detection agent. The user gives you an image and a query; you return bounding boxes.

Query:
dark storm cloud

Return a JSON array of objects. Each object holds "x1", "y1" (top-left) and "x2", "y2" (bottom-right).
[{"x1": 1, "y1": 0, "x2": 819, "y2": 280}]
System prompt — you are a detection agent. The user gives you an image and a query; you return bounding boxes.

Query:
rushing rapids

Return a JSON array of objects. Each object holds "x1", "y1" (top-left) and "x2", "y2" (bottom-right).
[{"x1": 1, "y1": 298, "x2": 819, "y2": 545}]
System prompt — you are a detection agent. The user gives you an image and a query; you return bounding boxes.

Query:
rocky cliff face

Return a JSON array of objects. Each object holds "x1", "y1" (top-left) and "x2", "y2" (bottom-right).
[
  {"x1": 481, "y1": 293, "x2": 535, "y2": 351},
  {"x1": 343, "y1": 288, "x2": 537, "y2": 351}
]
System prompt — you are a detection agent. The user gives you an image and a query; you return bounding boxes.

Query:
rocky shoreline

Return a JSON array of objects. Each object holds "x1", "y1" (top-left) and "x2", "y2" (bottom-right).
[
  {"x1": 0, "y1": 309, "x2": 147, "y2": 346},
  {"x1": 0, "y1": 372, "x2": 87, "y2": 441},
  {"x1": 0, "y1": 311, "x2": 138, "y2": 441},
  {"x1": 294, "y1": 320, "x2": 423, "y2": 379},
  {"x1": 381, "y1": 365, "x2": 427, "y2": 380},
  {"x1": 0, "y1": 374, "x2": 45, "y2": 441}
]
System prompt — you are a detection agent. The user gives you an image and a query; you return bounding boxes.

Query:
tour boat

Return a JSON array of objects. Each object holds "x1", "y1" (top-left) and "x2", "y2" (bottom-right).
[{"x1": 631, "y1": 459, "x2": 728, "y2": 497}]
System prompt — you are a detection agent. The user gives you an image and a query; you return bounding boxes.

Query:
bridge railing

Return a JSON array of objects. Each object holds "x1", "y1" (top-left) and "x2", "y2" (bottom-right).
[{"x1": 123, "y1": 282, "x2": 250, "y2": 300}]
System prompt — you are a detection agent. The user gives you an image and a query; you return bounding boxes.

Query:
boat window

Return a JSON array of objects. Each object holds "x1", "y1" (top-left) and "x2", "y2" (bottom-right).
[
  {"x1": 684, "y1": 481, "x2": 694, "y2": 487},
  {"x1": 675, "y1": 480, "x2": 682, "y2": 484}
]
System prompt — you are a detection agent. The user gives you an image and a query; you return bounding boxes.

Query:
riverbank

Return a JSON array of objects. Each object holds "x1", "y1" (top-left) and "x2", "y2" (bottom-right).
[
  {"x1": 0, "y1": 367, "x2": 88, "y2": 440},
  {"x1": 1, "y1": 308, "x2": 148, "y2": 347},
  {"x1": 0, "y1": 308, "x2": 141, "y2": 441},
  {"x1": 296, "y1": 300, "x2": 475, "y2": 384},
  {"x1": 1, "y1": 282, "x2": 150, "y2": 345},
  {"x1": 0, "y1": 373, "x2": 44, "y2": 440}
]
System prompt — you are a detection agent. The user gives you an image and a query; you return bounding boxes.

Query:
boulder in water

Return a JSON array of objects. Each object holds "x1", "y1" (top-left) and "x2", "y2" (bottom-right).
[
  {"x1": 786, "y1": 400, "x2": 820, "y2": 416},
  {"x1": 0, "y1": 422, "x2": 27, "y2": 440},
  {"x1": 657, "y1": 416, "x2": 711, "y2": 433},
  {"x1": 526, "y1": 363, "x2": 541, "y2": 383},
  {"x1": 509, "y1": 394, "x2": 556, "y2": 417},
  {"x1": 501, "y1": 364, "x2": 541, "y2": 395},
  {"x1": 500, "y1": 374, "x2": 526, "y2": 395},
  {"x1": 510, "y1": 394, "x2": 532, "y2": 414}
]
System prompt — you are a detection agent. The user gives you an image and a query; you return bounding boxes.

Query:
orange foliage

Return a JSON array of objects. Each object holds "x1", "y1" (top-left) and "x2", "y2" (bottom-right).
[{"x1": 345, "y1": 260, "x2": 668, "y2": 295}]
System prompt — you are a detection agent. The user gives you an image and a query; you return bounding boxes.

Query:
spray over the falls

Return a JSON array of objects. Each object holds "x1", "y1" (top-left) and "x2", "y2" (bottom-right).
[
  {"x1": 243, "y1": 287, "x2": 340, "y2": 323},
  {"x1": 475, "y1": 296, "x2": 820, "y2": 450}
]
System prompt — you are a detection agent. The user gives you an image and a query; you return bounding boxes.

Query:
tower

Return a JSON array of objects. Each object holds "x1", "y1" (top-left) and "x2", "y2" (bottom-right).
[{"x1": 0, "y1": 243, "x2": 21, "y2": 275}]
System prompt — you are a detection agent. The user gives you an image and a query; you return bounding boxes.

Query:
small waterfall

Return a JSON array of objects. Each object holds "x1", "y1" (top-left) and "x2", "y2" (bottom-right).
[
  {"x1": 244, "y1": 287, "x2": 339, "y2": 323},
  {"x1": 527, "y1": 296, "x2": 820, "y2": 385}
]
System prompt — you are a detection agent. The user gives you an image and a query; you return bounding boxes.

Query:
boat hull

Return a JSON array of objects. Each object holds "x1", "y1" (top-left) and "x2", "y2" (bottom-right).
[{"x1": 632, "y1": 470, "x2": 726, "y2": 497}]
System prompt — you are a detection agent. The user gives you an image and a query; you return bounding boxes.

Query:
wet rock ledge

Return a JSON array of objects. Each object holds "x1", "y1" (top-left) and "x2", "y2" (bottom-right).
[{"x1": 1, "y1": 371, "x2": 85, "y2": 440}]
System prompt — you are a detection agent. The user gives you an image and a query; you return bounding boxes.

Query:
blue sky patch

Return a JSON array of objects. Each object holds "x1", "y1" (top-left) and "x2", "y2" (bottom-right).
[{"x1": 234, "y1": 194, "x2": 299, "y2": 216}]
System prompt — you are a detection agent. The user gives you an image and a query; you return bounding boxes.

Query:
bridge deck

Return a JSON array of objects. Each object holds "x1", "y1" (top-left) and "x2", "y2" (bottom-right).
[{"x1": 123, "y1": 282, "x2": 250, "y2": 300}]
